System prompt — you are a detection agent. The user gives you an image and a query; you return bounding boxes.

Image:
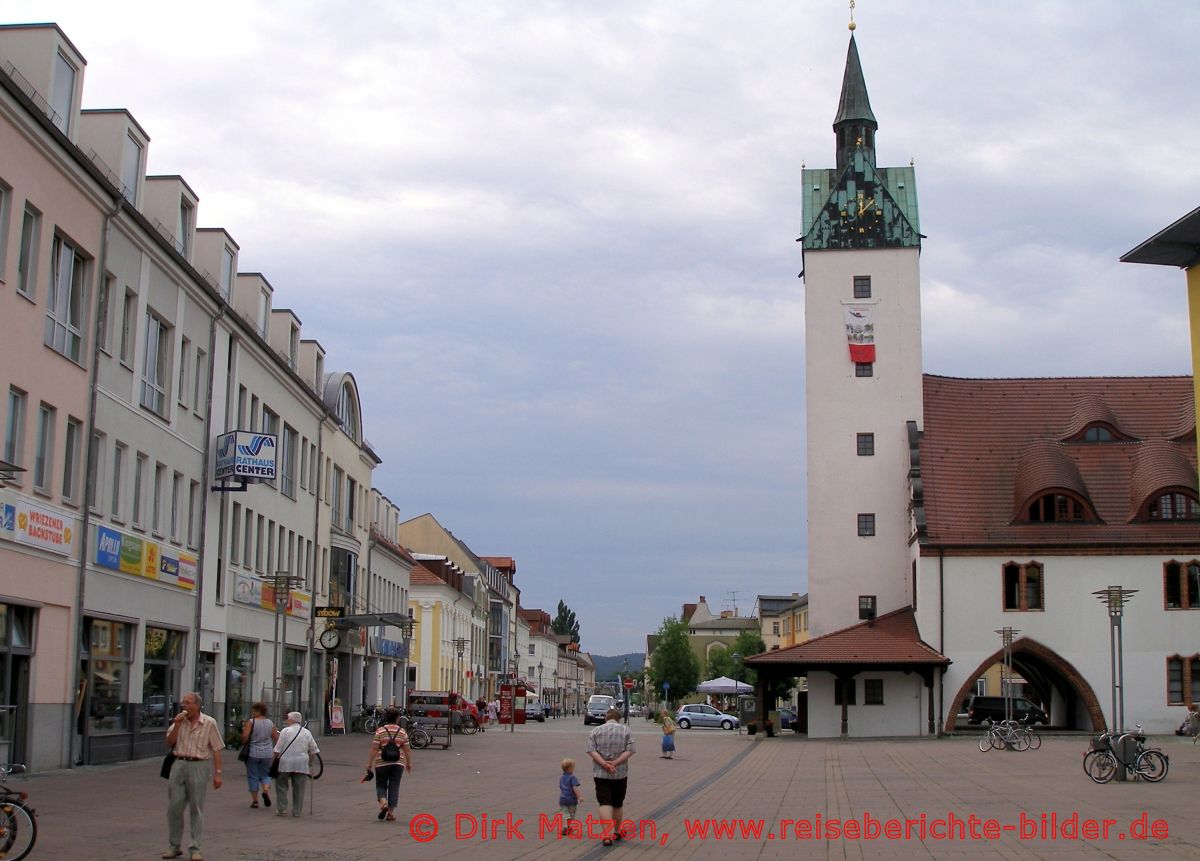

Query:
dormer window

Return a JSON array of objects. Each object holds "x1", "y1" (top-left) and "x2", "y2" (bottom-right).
[
  {"x1": 52, "y1": 52, "x2": 76, "y2": 133},
  {"x1": 257, "y1": 289, "x2": 269, "y2": 335},
  {"x1": 1147, "y1": 491, "x2": 1200, "y2": 522},
  {"x1": 120, "y1": 133, "x2": 142, "y2": 203},
  {"x1": 177, "y1": 199, "x2": 194, "y2": 258},
  {"x1": 1026, "y1": 492, "x2": 1089, "y2": 522},
  {"x1": 1067, "y1": 422, "x2": 1132, "y2": 443},
  {"x1": 1083, "y1": 426, "x2": 1112, "y2": 442},
  {"x1": 336, "y1": 382, "x2": 359, "y2": 441},
  {"x1": 219, "y1": 247, "x2": 235, "y2": 300}
]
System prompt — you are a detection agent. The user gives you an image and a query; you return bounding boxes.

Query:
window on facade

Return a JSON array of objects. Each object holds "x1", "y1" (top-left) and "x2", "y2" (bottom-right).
[
  {"x1": 289, "y1": 325, "x2": 299, "y2": 367},
  {"x1": 140, "y1": 312, "x2": 171, "y2": 416},
  {"x1": 226, "y1": 640, "x2": 256, "y2": 728},
  {"x1": 332, "y1": 466, "x2": 344, "y2": 528},
  {"x1": 177, "y1": 337, "x2": 190, "y2": 408},
  {"x1": 178, "y1": 199, "x2": 194, "y2": 258},
  {"x1": 62, "y1": 416, "x2": 81, "y2": 502},
  {"x1": 187, "y1": 480, "x2": 199, "y2": 548},
  {"x1": 772, "y1": 621, "x2": 780, "y2": 636},
  {"x1": 193, "y1": 348, "x2": 206, "y2": 417},
  {"x1": 281, "y1": 425, "x2": 297, "y2": 497},
  {"x1": 853, "y1": 275, "x2": 872, "y2": 299},
  {"x1": 1163, "y1": 561, "x2": 1200, "y2": 610},
  {"x1": 330, "y1": 547, "x2": 356, "y2": 609},
  {"x1": 132, "y1": 453, "x2": 147, "y2": 527},
  {"x1": 152, "y1": 463, "x2": 165, "y2": 534},
  {"x1": 95, "y1": 276, "x2": 112, "y2": 353},
  {"x1": 111, "y1": 443, "x2": 125, "y2": 519},
  {"x1": 1026, "y1": 493, "x2": 1087, "y2": 522},
  {"x1": 1003, "y1": 562, "x2": 1044, "y2": 611},
  {"x1": 32, "y1": 404, "x2": 54, "y2": 491},
  {"x1": 220, "y1": 247, "x2": 234, "y2": 300},
  {"x1": 336, "y1": 383, "x2": 358, "y2": 441},
  {"x1": 834, "y1": 679, "x2": 857, "y2": 706},
  {"x1": 119, "y1": 290, "x2": 135, "y2": 365},
  {"x1": 864, "y1": 679, "x2": 884, "y2": 705},
  {"x1": 142, "y1": 627, "x2": 184, "y2": 729},
  {"x1": 0, "y1": 181, "x2": 8, "y2": 273},
  {"x1": 1166, "y1": 655, "x2": 1200, "y2": 705},
  {"x1": 347, "y1": 477, "x2": 357, "y2": 531},
  {"x1": 120, "y1": 133, "x2": 142, "y2": 203},
  {"x1": 855, "y1": 362, "x2": 873, "y2": 378},
  {"x1": 16, "y1": 205, "x2": 40, "y2": 297},
  {"x1": 857, "y1": 513, "x2": 875, "y2": 537},
  {"x1": 3, "y1": 388, "x2": 25, "y2": 469},
  {"x1": 170, "y1": 472, "x2": 182, "y2": 540},
  {"x1": 257, "y1": 289, "x2": 269, "y2": 335},
  {"x1": 45, "y1": 236, "x2": 88, "y2": 362},
  {"x1": 1148, "y1": 492, "x2": 1200, "y2": 522},
  {"x1": 857, "y1": 432, "x2": 874, "y2": 456},
  {"x1": 52, "y1": 52, "x2": 76, "y2": 133},
  {"x1": 86, "y1": 618, "x2": 130, "y2": 733}
]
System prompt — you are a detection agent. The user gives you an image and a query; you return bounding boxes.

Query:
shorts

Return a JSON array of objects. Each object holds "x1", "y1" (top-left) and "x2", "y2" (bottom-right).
[
  {"x1": 559, "y1": 804, "x2": 578, "y2": 818},
  {"x1": 593, "y1": 777, "x2": 628, "y2": 809}
]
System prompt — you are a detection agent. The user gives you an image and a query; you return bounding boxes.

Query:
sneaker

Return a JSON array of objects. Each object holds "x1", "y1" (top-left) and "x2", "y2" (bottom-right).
[
  {"x1": 162, "y1": 851, "x2": 182, "y2": 859},
  {"x1": 276, "y1": 809, "x2": 288, "y2": 816}
]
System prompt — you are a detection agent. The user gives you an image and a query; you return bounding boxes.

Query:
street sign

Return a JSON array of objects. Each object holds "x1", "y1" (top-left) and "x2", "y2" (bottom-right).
[
  {"x1": 663, "y1": 681, "x2": 670, "y2": 691},
  {"x1": 623, "y1": 678, "x2": 635, "y2": 689}
]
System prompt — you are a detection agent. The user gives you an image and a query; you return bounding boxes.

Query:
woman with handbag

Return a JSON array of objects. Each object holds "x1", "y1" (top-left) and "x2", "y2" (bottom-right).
[
  {"x1": 240, "y1": 702, "x2": 279, "y2": 808},
  {"x1": 660, "y1": 708, "x2": 676, "y2": 759},
  {"x1": 272, "y1": 712, "x2": 320, "y2": 818}
]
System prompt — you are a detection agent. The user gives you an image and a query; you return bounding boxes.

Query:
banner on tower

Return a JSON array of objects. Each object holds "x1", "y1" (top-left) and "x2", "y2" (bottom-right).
[{"x1": 844, "y1": 305, "x2": 875, "y2": 363}]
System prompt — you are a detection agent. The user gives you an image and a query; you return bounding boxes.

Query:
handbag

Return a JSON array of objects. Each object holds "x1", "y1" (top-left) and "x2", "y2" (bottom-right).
[
  {"x1": 238, "y1": 718, "x2": 253, "y2": 762},
  {"x1": 160, "y1": 751, "x2": 176, "y2": 780},
  {"x1": 269, "y1": 723, "x2": 301, "y2": 778}
]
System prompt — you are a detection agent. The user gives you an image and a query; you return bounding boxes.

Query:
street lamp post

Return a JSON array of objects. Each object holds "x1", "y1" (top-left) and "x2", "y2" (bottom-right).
[
  {"x1": 397, "y1": 615, "x2": 415, "y2": 711},
  {"x1": 993, "y1": 626, "x2": 1020, "y2": 738},
  {"x1": 453, "y1": 637, "x2": 468, "y2": 698},
  {"x1": 271, "y1": 570, "x2": 304, "y2": 721},
  {"x1": 1093, "y1": 586, "x2": 1137, "y2": 732},
  {"x1": 537, "y1": 661, "x2": 544, "y2": 710},
  {"x1": 552, "y1": 670, "x2": 558, "y2": 719}
]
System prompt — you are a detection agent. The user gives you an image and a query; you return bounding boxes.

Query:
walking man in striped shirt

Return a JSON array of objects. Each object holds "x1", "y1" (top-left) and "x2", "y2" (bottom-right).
[
  {"x1": 586, "y1": 708, "x2": 636, "y2": 846},
  {"x1": 163, "y1": 691, "x2": 224, "y2": 861}
]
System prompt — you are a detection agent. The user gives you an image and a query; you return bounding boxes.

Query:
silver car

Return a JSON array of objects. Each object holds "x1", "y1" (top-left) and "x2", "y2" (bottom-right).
[{"x1": 676, "y1": 704, "x2": 739, "y2": 730}]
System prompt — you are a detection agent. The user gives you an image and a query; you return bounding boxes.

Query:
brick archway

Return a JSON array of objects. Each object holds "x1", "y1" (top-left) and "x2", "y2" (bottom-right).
[{"x1": 944, "y1": 637, "x2": 1104, "y2": 732}]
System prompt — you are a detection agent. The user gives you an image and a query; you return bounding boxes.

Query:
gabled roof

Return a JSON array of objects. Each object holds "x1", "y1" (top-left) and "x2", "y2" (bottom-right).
[
  {"x1": 920, "y1": 375, "x2": 1198, "y2": 546},
  {"x1": 745, "y1": 608, "x2": 947, "y2": 668}
]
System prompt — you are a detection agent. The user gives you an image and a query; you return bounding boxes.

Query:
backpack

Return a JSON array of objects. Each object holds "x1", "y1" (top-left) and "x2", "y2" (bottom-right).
[{"x1": 380, "y1": 728, "x2": 401, "y2": 762}]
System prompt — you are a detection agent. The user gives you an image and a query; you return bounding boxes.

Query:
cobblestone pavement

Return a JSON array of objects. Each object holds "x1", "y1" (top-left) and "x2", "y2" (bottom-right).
[{"x1": 11, "y1": 720, "x2": 1200, "y2": 860}]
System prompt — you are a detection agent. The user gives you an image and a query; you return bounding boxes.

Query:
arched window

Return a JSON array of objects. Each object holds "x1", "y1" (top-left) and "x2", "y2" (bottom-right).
[
  {"x1": 335, "y1": 382, "x2": 359, "y2": 441},
  {"x1": 1025, "y1": 493, "x2": 1088, "y2": 522},
  {"x1": 1147, "y1": 491, "x2": 1200, "y2": 521},
  {"x1": 1083, "y1": 426, "x2": 1113, "y2": 442},
  {"x1": 1163, "y1": 560, "x2": 1200, "y2": 610}
]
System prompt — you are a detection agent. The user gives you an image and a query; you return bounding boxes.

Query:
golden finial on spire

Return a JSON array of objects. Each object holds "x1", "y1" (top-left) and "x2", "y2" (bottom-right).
[{"x1": 848, "y1": 0, "x2": 857, "y2": 31}]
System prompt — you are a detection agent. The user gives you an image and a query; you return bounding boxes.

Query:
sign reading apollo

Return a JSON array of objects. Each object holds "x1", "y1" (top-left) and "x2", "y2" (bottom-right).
[{"x1": 215, "y1": 431, "x2": 278, "y2": 482}]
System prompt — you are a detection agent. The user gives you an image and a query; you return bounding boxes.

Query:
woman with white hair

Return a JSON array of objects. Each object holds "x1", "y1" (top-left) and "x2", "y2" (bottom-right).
[{"x1": 271, "y1": 712, "x2": 320, "y2": 817}]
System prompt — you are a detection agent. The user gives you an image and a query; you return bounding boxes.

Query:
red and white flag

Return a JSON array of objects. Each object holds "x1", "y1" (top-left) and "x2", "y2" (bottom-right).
[{"x1": 844, "y1": 305, "x2": 875, "y2": 363}]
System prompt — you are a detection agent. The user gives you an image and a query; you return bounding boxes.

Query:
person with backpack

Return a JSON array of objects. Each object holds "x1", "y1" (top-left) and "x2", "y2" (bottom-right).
[{"x1": 364, "y1": 707, "x2": 412, "y2": 822}]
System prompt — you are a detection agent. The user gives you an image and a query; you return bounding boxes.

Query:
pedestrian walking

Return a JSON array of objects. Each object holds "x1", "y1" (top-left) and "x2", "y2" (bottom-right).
[
  {"x1": 586, "y1": 708, "x2": 635, "y2": 847},
  {"x1": 162, "y1": 691, "x2": 224, "y2": 861},
  {"x1": 558, "y1": 758, "x2": 583, "y2": 834},
  {"x1": 659, "y1": 708, "x2": 676, "y2": 759},
  {"x1": 364, "y1": 706, "x2": 413, "y2": 822},
  {"x1": 272, "y1": 712, "x2": 320, "y2": 818},
  {"x1": 240, "y1": 702, "x2": 279, "y2": 808}
]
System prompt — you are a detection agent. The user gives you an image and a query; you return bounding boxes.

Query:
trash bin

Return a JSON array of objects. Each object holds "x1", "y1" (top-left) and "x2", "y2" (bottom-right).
[{"x1": 737, "y1": 695, "x2": 757, "y2": 735}]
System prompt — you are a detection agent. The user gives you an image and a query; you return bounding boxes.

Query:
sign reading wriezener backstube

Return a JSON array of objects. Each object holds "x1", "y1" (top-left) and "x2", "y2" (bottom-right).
[{"x1": 214, "y1": 431, "x2": 278, "y2": 482}]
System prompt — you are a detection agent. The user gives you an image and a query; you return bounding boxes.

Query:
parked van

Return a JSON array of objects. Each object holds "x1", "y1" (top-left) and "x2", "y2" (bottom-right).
[
  {"x1": 584, "y1": 694, "x2": 616, "y2": 725},
  {"x1": 966, "y1": 695, "x2": 1048, "y2": 725}
]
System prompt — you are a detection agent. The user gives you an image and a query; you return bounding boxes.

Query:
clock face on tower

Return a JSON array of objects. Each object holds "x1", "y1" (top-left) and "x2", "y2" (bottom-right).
[
  {"x1": 319, "y1": 627, "x2": 341, "y2": 650},
  {"x1": 827, "y1": 186, "x2": 885, "y2": 246}
]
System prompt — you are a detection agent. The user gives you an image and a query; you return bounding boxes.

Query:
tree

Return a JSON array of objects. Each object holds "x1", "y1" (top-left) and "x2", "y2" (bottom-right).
[
  {"x1": 552, "y1": 600, "x2": 580, "y2": 643},
  {"x1": 648, "y1": 616, "x2": 700, "y2": 707},
  {"x1": 705, "y1": 646, "x2": 735, "y2": 680},
  {"x1": 726, "y1": 630, "x2": 796, "y2": 705}
]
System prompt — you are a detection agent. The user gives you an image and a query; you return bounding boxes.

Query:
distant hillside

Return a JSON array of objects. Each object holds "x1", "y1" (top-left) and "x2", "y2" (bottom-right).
[{"x1": 592, "y1": 653, "x2": 645, "y2": 680}]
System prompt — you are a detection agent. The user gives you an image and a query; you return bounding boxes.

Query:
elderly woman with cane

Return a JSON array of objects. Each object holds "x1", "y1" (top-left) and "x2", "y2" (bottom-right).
[{"x1": 272, "y1": 712, "x2": 320, "y2": 818}]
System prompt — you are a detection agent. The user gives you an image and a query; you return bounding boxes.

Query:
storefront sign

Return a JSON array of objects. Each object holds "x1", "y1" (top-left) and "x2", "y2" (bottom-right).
[
  {"x1": 372, "y1": 636, "x2": 409, "y2": 660},
  {"x1": 0, "y1": 493, "x2": 77, "y2": 557},
  {"x1": 233, "y1": 573, "x2": 311, "y2": 617},
  {"x1": 93, "y1": 525, "x2": 195, "y2": 590},
  {"x1": 215, "y1": 430, "x2": 278, "y2": 482},
  {"x1": 315, "y1": 606, "x2": 346, "y2": 618}
]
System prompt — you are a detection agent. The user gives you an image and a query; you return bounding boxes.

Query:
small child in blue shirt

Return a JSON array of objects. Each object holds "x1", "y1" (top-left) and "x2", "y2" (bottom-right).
[{"x1": 558, "y1": 758, "x2": 582, "y2": 834}]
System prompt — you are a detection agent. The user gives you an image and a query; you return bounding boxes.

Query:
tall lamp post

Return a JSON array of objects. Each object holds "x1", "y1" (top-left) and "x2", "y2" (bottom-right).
[
  {"x1": 272, "y1": 569, "x2": 304, "y2": 720},
  {"x1": 993, "y1": 627, "x2": 1020, "y2": 733},
  {"x1": 1093, "y1": 586, "x2": 1137, "y2": 732},
  {"x1": 453, "y1": 637, "x2": 469, "y2": 699},
  {"x1": 512, "y1": 652, "x2": 521, "y2": 733},
  {"x1": 397, "y1": 615, "x2": 415, "y2": 711},
  {"x1": 552, "y1": 670, "x2": 558, "y2": 719},
  {"x1": 537, "y1": 661, "x2": 544, "y2": 710}
]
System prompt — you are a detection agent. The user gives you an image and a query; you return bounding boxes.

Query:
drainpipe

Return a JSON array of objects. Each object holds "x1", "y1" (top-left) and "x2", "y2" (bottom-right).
[
  {"x1": 193, "y1": 302, "x2": 227, "y2": 694},
  {"x1": 310, "y1": 427, "x2": 323, "y2": 730},
  {"x1": 70, "y1": 195, "x2": 124, "y2": 769},
  {"x1": 938, "y1": 546, "x2": 945, "y2": 735}
]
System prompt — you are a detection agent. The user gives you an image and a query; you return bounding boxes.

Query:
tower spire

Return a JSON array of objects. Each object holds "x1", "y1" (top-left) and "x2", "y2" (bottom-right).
[{"x1": 833, "y1": 34, "x2": 877, "y2": 171}]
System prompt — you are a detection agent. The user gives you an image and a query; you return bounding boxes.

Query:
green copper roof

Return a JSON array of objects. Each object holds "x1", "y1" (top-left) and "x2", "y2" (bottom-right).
[
  {"x1": 800, "y1": 160, "x2": 920, "y2": 250},
  {"x1": 833, "y1": 35, "x2": 876, "y2": 127}
]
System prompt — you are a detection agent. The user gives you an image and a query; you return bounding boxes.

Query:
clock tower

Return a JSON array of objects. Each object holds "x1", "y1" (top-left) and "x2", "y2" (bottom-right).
[{"x1": 801, "y1": 32, "x2": 924, "y2": 637}]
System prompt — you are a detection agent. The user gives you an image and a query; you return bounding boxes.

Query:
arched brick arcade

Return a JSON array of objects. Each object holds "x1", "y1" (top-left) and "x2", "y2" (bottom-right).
[{"x1": 944, "y1": 637, "x2": 1105, "y2": 732}]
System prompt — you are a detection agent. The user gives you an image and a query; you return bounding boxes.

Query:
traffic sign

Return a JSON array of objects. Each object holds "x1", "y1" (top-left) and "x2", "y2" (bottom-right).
[
  {"x1": 623, "y1": 678, "x2": 635, "y2": 689},
  {"x1": 663, "y1": 681, "x2": 670, "y2": 690}
]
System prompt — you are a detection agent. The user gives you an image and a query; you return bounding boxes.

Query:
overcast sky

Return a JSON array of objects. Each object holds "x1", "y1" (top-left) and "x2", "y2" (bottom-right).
[{"x1": 12, "y1": 1, "x2": 1197, "y2": 655}]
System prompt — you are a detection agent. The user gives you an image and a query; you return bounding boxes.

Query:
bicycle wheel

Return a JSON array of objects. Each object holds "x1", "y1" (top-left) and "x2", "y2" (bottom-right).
[
  {"x1": 409, "y1": 728, "x2": 431, "y2": 750},
  {"x1": 1011, "y1": 730, "x2": 1030, "y2": 752},
  {"x1": 979, "y1": 732, "x2": 993, "y2": 752},
  {"x1": 990, "y1": 729, "x2": 1007, "y2": 750},
  {"x1": 0, "y1": 799, "x2": 37, "y2": 861},
  {"x1": 1088, "y1": 751, "x2": 1117, "y2": 784},
  {"x1": 1137, "y1": 749, "x2": 1168, "y2": 782},
  {"x1": 1025, "y1": 729, "x2": 1042, "y2": 750},
  {"x1": 363, "y1": 714, "x2": 379, "y2": 733},
  {"x1": 461, "y1": 720, "x2": 478, "y2": 735}
]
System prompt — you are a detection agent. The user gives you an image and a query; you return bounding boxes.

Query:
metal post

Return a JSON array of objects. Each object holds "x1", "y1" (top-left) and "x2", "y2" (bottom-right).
[
  {"x1": 1093, "y1": 586, "x2": 1136, "y2": 732},
  {"x1": 273, "y1": 570, "x2": 303, "y2": 722}
]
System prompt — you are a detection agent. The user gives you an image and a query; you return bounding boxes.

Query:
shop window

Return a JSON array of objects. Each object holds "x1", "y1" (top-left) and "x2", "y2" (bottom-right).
[
  {"x1": 282, "y1": 647, "x2": 305, "y2": 713},
  {"x1": 226, "y1": 639, "x2": 257, "y2": 736},
  {"x1": 141, "y1": 627, "x2": 185, "y2": 730},
  {"x1": 864, "y1": 679, "x2": 884, "y2": 705},
  {"x1": 86, "y1": 619, "x2": 131, "y2": 733}
]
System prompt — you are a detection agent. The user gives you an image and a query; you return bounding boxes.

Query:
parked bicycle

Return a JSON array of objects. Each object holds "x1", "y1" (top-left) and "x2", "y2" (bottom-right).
[
  {"x1": 0, "y1": 763, "x2": 37, "y2": 861},
  {"x1": 978, "y1": 717, "x2": 1038, "y2": 752},
  {"x1": 399, "y1": 714, "x2": 432, "y2": 750},
  {"x1": 1085, "y1": 726, "x2": 1168, "y2": 783},
  {"x1": 351, "y1": 704, "x2": 386, "y2": 733}
]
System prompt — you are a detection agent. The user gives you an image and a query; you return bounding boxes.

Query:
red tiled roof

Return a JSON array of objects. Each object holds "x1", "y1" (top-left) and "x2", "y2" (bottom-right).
[
  {"x1": 409, "y1": 563, "x2": 444, "y2": 586},
  {"x1": 920, "y1": 375, "x2": 1198, "y2": 547},
  {"x1": 745, "y1": 607, "x2": 948, "y2": 667}
]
